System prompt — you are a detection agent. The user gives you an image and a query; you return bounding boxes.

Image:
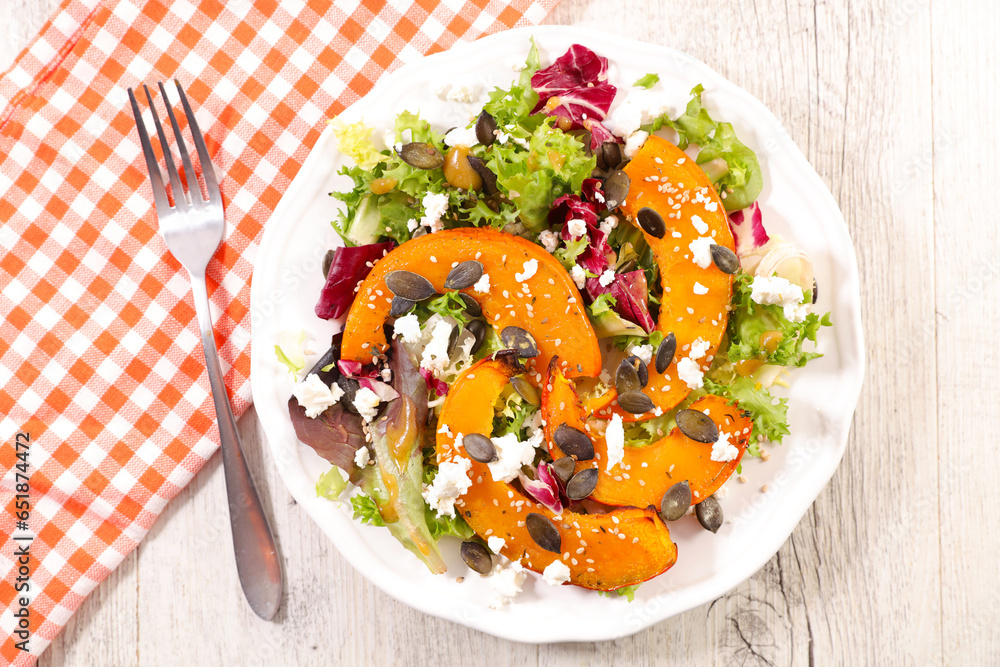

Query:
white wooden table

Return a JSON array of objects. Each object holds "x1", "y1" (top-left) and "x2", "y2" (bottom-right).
[{"x1": 5, "y1": 0, "x2": 998, "y2": 664}]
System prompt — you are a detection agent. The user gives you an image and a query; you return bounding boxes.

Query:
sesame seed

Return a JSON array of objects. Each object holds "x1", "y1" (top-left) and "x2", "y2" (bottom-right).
[
  {"x1": 617, "y1": 533, "x2": 626, "y2": 540},
  {"x1": 430, "y1": 256, "x2": 437, "y2": 263}
]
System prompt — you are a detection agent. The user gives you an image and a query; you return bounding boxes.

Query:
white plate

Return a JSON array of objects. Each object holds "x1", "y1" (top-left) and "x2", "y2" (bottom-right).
[{"x1": 250, "y1": 25, "x2": 865, "y2": 643}]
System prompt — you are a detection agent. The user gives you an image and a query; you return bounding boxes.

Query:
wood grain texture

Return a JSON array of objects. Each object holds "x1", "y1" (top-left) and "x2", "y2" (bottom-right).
[{"x1": 5, "y1": 0, "x2": 993, "y2": 664}]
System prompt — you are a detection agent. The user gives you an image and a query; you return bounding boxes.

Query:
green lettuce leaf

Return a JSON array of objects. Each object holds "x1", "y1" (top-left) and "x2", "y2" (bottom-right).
[
  {"x1": 351, "y1": 492, "x2": 386, "y2": 526},
  {"x1": 328, "y1": 118, "x2": 383, "y2": 168},
  {"x1": 703, "y1": 376, "x2": 789, "y2": 446},
  {"x1": 274, "y1": 329, "x2": 307, "y2": 378},
  {"x1": 598, "y1": 584, "x2": 641, "y2": 602},
  {"x1": 316, "y1": 466, "x2": 349, "y2": 500},
  {"x1": 633, "y1": 73, "x2": 660, "y2": 89}
]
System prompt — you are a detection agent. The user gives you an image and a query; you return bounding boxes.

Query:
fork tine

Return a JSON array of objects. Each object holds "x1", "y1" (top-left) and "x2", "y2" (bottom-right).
[
  {"x1": 174, "y1": 80, "x2": 222, "y2": 207},
  {"x1": 128, "y1": 87, "x2": 171, "y2": 216},
  {"x1": 158, "y1": 81, "x2": 202, "y2": 204},
  {"x1": 143, "y1": 84, "x2": 186, "y2": 209}
]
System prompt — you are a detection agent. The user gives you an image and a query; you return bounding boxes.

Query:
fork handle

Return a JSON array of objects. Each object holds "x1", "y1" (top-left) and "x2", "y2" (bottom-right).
[{"x1": 190, "y1": 272, "x2": 283, "y2": 620}]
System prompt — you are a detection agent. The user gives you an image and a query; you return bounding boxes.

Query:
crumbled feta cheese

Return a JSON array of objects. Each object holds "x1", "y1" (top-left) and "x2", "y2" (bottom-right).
[
  {"x1": 353, "y1": 386, "x2": 381, "y2": 422},
  {"x1": 394, "y1": 141, "x2": 403, "y2": 153},
  {"x1": 495, "y1": 129, "x2": 511, "y2": 144},
  {"x1": 444, "y1": 125, "x2": 479, "y2": 148},
  {"x1": 488, "y1": 431, "x2": 542, "y2": 483},
  {"x1": 473, "y1": 272, "x2": 491, "y2": 294},
  {"x1": 538, "y1": 230, "x2": 560, "y2": 253},
  {"x1": 689, "y1": 236, "x2": 713, "y2": 269},
  {"x1": 688, "y1": 337, "x2": 710, "y2": 361},
  {"x1": 420, "y1": 319, "x2": 454, "y2": 376},
  {"x1": 292, "y1": 374, "x2": 344, "y2": 418},
  {"x1": 599, "y1": 215, "x2": 618, "y2": 235},
  {"x1": 570, "y1": 265, "x2": 587, "y2": 289},
  {"x1": 393, "y1": 313, "x2": 421, "y2": 344},
  {"x1": 676, "y1": 357, "x2": 704, "y2": 390},
  {"x1": 526, "y1": 410, "x2": 544, "y2": 439},
  {"x1": 380, "y1": 367, "x2": 392, "y2": 382},
  {"x1": 599, "y1": 269, "x2": 616, "y2": 287},
  {"x1": 605, "y1": 413, "x2": 625, "y2": 471},
  {"x1": 406, "y1": 218, "x2": 418, "y2": 232},
  {"x1": 566, "y1": 218, "x2": 588, "y2": 238},
  {"x1": 693, "y1": 281, "x2": 709, "y2": 295},
  {"x1": 515, "y1": 259, "x2": 538, "y2": 283},
  {"x1": 710, "y1": 431, "x2": 739, "y2": 463},
  {"x1": 691, "y1": 214, "x2": 709, "y2": 235},
  {"x1": 623, "y1": 130, "x2": 649, "y2": 159},
  {"x1": 432, "y1": 82, "x2": 450, "y2": 98},
  {"x1": 487, "y1": 536, "x2": 507, "y2": 554},
  {"x1": 512, "y1": 136, "x2": 529, "y2": 149},
  {"x1": 489, "y1": 560, "x2": 526, "y2": 608},
  {"x1": 784, "y1": 302, "x2": 810, "y2": 323},
  {"x1": 354, "y1": 446, "x2": 371, "y2": 468},
  {"x1": 629, "y1": 344, "x2": 654, "y2": 365},
  {"x1": 542, "y1": 559, "x2": 572, "y2": 586},
  {"x1": 750, "y1": 275, "x2": 805, "y2": 308},
  {"x1": 438, "y1": 423, "x2": 453, "y2": 436},
  {"x1": 422, "y1": 454, "x2": 473, "y2": 517},
  {"x1": 446, "y1": 82, "x2": 480, "y2": 103},
  {"x1": 420, "y1": 192, "x2": 450, "y2": 233},
  {"x1": 604, "y1": 91, "x2": 672, "y2": 138}
]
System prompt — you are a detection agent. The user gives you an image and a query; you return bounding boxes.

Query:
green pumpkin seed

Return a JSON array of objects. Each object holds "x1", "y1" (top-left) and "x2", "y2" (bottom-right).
[
  {"x1": 710, "y1": 244, "x2": 739, "y2": 274},
  {"x1": 463, "y1": 433, "x2": 497, "y2": 463},
  {"x1": 655, "y1": 333, "x2": 676, "y2": 374},
  {"x1": 603, "y1": 169, "x2": 630, "y2": 209},
  {"x1": 615, "y1": 358, "x2": 641, "y2": 395},
  {"x1": 525, "y1": 513, "x2": 562, "y2": 553},
  {"x1": 322, "y1": 249, "x2": 335, "y2": 279},
  {"x1": 553, "y1": 424, "x2": 594, "y2": 461},
  {"x1": 696, "y1": 495, "x2": 723, "y2": 533},
  {"x1": 637, "y1": 207, "x2": 666, "y2": 239},
  {"x1": 511, "y1": 376, "x2": 540, "y2": 406},
  {"x1": 460, "y1": 540, "x2": 493, "y2": 574},
  {"x1": 467, "y1": 155, "x2": 499, "y2": 196},
  {"x1": 596, "y1": 142, "x2": 622, "y2": 171},
  {"x1": 475, "y1": 110, "x2": 497, "y2": 146},
  {"x1": 551, "y1": 457, "x2": 576, "y2": 484},
  {"x1": 458, "y1": 292, "x2": 482, "y2": 318},
  {"x1": 398, "y1": 142, "x2": 444, "y2": 169},
  {"x1": 466, "y1": 319, "x2": 488, "y2": 354},
  {"x1": 444, "y1": 260, "x2": 484, "y2": 290},
  {"x1": 500, "y1": 326, "x2": 539, "y2": 358},
  {"x1": 385, "y1": 270, "x2": 435, "y2": 301},
  {"x1": 617, "y1": 390, "x2": 654, "y2": 414},
  {"x1": 565, "y1": 467, "x2": 599, "y2": 500},
  {"x1": 659, "y1": 480, "x2": 692, "y2": 521},
  {"x1": 389, "y1": 296, "x2": 414, "y2": 318},
  {"x1": 675, "y1": 409, "x2": 719, "y2": 444}
]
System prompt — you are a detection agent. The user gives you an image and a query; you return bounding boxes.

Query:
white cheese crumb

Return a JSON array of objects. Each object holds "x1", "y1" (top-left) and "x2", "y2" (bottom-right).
[
  {"x1": 422, "y1": 454, "x2": 472, "y2": 517},
  {"x1": 420, "y1": 319, "x2": 454, "y2": 376},
  {"x1": 420, "y1": 191, "x2": 450, "y2": 233},
  {"x1": 570, "y1": 265, "x2": 587, "y2": 289},
  {"x1": 750, "y1": 275, "x2": 806, "y2": 310},
  {"x1": 352, "y1": 386, "x2": 381, "y2": 422},
  {"x1": 599, "y1": 269, "x2": 615, "y2": 287},
  {"x1": 473, "y1": 272, "x2": 491, "y2": 294},
  {"x1": 515, "y1": 259, "x2": 538, "y2": 283},
  {"x1": 691, "y1": 214, "x2": 709, "y2": 235},
  {"x1": 292, "y1": 374, "x2": 344, "y2": 418},
  {"x1": 710, "y1": 431, "x2": 739, "y2": 463},
  {"x1": 488, "y1": 431, "x2": 542, "y2": 483},
  {"x1": 393, "y1": 313, "x2": 421, "y2": 344},
  {"x1": 542, "y1": 559, "x2": 572, "y2": 586},
  {"x1": 354, "y1": 446, "x2": 371, "y2": 468},
  {"x1": 489, "y1": 560, "x2": 526, "y2": 608},
  {"x1": 689, "y1": 236, "x2": 713, "y2": 269},
  {"x1": 444, "y1": 125, "x2": 479, "y2": 148},
  {"x1": 487, "y1": 536, "x2": 507, "y2": 554},
  {"x1": 629, "y1": 344, "x2": 654, "y2": 365},
  {"x1": 623, "y1": 130, "x2": 649, "y2": 159},
  {"x1": 599, "y1": 215, "x2": 619, "y2": 235},
  {"x1": 566, "y1": 218, "x2": 588, "y2": 238},
  {"x1": 406, "y1": 218, "x2": 418, "y2": 232},
  {"x1": 688, "y1": 337, "x2": 710, "y2": 361},
  {"x1": 693, "y1": 281, "x2": 709, "y2": 295},
  {"x1": 446, "y1": 82, "x2": 480, "y2": 103},
  {"x1": 676, "y1": 357, "x2": 704, "y2": 390},
  {"x1": 538, "y1": 230, "x2": 560, "y2": 253},
  {"x1": 605, "y1": 413, "x2": 625, "y2": 471}
]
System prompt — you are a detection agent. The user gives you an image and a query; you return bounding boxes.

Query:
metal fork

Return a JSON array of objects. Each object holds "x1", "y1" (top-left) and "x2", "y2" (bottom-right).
[{"x1": 128, "y1": 81, "x2": 282, "y2": 620}]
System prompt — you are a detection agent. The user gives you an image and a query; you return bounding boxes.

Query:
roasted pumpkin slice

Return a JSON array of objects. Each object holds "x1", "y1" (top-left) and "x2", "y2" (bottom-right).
[
  {"x1": 593, "y1": 135, "x2": 737, "y2": 421},
  {"x1": 543, "y1": 361, "x2": 752, "y2": 508},
  {"x1": 341, "y1": 227, "x2": 601, "y2": 379},
  {"x1": 437, "y1": 354, "x2": 676, "y2": 590}
]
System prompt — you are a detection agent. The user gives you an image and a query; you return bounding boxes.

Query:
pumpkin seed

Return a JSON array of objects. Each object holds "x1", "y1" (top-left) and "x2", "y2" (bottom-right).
[
  {"x1": 655, "y1": 333, "x2": 676, "y2": 374},
  {"x1": 511, "y1": 376, "x2": 540, "y2": 406},
  {"x1": 636, "y1": 207, "x2": 666, "y2": 239},
  {"x1": 565, "y1": 467, "x2": 599, "y2": 500},
  {"x1": 322, "y1": 249, "x2": 335, "y2": 279},
  {"x1": 659, "y1": 481, "x2": 692, "y2": 522},
  {"x1": 625, "y1": 354, "x2": 648, "y2": 387},
  {"x1": 444, "y1": 260, "x2": 484, "y2": 290},
  {"x1": 463, "y1": 433, "x2": 497, "y2": 463},
  {"x1": 467, "y1": 155, "x2": 499, "y2": 195},
  {"x1": 389, "y1": 296, "x2": 415, "y2": 318},
  {"x1": 617, "y1": 390, "x2": 654, "y2": 414},
  {"x1": 475, "y1": 110, "x2": 497, "y2": 146},
  {"x1": 397, "y1": 142, "x2": 444, "y2": 169},
  {"x1": 812, "y1": 279, "x2": 819, "y2": 304},
  {"x1": 551, "y1": 457, "x2": 577, "y2": 484},
  {"x1": 458, "y1": 293, "x2": 482, "y2": 318},
  {"x1": 675, "y1": 409, "x2": 719, "y2": 443},
  {"x1": 460, "y1": 540, "x2": 493, "y2": 574},
  {"x1": 466, "y1": 319, "x2": 488, "y2": 354},
  {"x1": 447, "y1": 325, "x2": 461, "y2": 356},
  {"x1": 336, "y1": 376, "x2": 360, "y2": 414},
  {"x1": 525, "y1": 513, "x2": 562, "y2": 553},
  {"x1": 596, "y1": 141, "x2": 622, "y2": 171},
  {"x1": 615, "y1": 358, "x2": 641, "y2": 395},
  {"x1": 500, "y1": 326, "x2": 539, "y2": 358},
  {"x1": 553, "y1": 424, "x2": 594, "y2": 461},
  {"x1": 710, "y1": 244, "x2": 739, "y2": 274},
  {"x1": 385, "y1": 270, "x2": 435, "y2": 301},
  {"x1": 603, "y1": 169, "x2": 630, "y2": 209},
  {"x1": 696, "y1": 495, "x2": 723, "y2": 533}
]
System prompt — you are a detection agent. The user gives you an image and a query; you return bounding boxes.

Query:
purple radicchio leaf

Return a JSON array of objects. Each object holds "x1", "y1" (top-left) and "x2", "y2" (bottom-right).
[
  {"x1": 389, "y1": 336, "x2": 427, "y2": 428},
  {"x1": 419, "y1": 367, "x2": 449, "y2": 397},
  {"x1": 727, "y1": 201, "x2": 769, "y2": 256},
  {"x1": 357, "y1": 378, "x2": 400, "y2": 402},
  {"x1": 531, "y1": 44, "x2": 617, "y2": 145},
  {"x1": 315, "y1": 241, "x2": 394, "y2": 320},
  {"x1": 518, "y1": 464, "x2": 564, "y2": 513},
  {"x1": 609, "y1": 270, "x2": 656, "y2": 332},
  {"x1": 288, "y1": 397, "x2": 366, "y2": 483},
  {"x1": 585, "y1": 118, "x2": 620, "y2": 152}
]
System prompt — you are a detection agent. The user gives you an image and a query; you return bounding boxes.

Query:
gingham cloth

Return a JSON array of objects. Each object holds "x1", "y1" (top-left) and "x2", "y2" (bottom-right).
[{"x1": 0, "y1": 0, "x2": 559, "y2": 662}]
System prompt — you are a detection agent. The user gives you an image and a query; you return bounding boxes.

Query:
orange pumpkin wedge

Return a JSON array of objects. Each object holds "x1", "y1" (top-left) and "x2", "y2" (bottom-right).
[
  {"x1": 341, "y1": 228, "x2": 601, "y2": 379},
  {"x1": 437, "y1": 354, "x2": 677, "y2": 590},
  {"x1": 543, "y1": 361, "x2": 752, "y2": 509},
  {"x1": 593, "y1": 135, "x2": 736, "y2": 421}
]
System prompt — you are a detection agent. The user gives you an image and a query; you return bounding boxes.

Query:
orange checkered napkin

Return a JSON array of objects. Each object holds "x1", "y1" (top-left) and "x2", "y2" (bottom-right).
[{"x1": 0, "y1": 0, "x2": 560, "y2": 661}]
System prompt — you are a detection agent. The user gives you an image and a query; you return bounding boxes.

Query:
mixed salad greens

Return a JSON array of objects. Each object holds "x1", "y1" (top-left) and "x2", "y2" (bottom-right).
[{"x1": 280, "y1": 40, "x2": 830, "y2": 607}]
